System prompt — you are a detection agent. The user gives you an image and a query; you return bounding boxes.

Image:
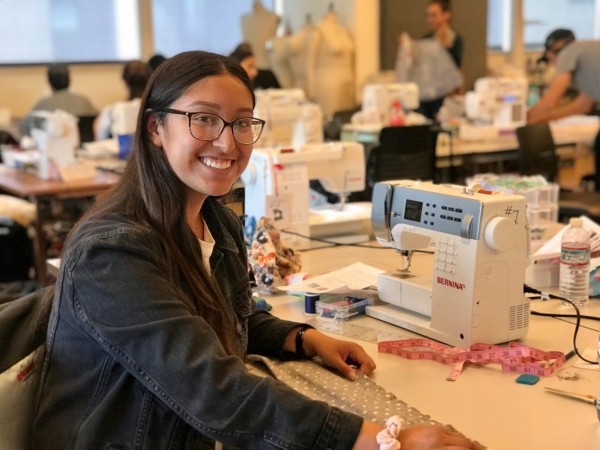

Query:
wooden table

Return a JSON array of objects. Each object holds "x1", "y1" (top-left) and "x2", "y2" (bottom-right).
[{"x1": 0, "y1": 165, "x2": 120, "y2": 285}]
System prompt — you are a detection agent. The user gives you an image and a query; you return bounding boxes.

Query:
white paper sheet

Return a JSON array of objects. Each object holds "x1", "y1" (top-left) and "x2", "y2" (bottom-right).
[{"x1": 278, "y1": 262, "x2": 385, "y2": 295}]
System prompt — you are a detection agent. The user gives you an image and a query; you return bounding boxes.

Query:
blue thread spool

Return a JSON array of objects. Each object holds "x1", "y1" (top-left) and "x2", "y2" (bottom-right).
[{"x1": 304, "y1": 293, "x2": 319, "y2": 315}]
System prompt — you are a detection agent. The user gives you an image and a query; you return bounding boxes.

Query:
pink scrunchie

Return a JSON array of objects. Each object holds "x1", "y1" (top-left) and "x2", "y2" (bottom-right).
[{"x1": 376, "y1": 415, "x2": 404, "y2": 450}]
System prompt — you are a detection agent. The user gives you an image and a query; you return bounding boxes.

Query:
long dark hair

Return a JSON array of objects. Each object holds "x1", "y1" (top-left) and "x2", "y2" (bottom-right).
[
  {"x1": 428, "y1": 0, "x2": 452, "y2": 13},
  {"x1": 122, "y1": 60, "x2": 152, "y2": 100},
  {"x1": 82, "y1": 51, "x2": 255, "y2": 355}
]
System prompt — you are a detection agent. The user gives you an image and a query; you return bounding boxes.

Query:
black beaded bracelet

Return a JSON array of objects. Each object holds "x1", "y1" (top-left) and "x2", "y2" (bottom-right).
[{"x1": 295, "y1": 326, "x2": 312, "y2": 358}]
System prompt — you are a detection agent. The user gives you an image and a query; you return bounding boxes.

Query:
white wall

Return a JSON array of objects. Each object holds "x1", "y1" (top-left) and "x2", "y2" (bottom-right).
[
  {"x1": 1, "y1": 63, "x2": 128, "y2": 120},
  {"x1": 0, "y1": 0, "x2": 152, "y2": 120}
]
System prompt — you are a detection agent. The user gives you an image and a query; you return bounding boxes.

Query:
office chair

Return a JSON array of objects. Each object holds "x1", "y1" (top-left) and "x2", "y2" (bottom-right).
[
  {"x1": 515, "y1": 123, "x2": 600, "y2": 223},
  {"x1": 77, "y1": 115, "x2": 97, "y2": 145},
  {"x1": 363, "y1": 124, "x2": 438, "y2": 200},
  {"x1": 515, "y1": 123, "x2": 559, "y2": 182},
  {"x1": 323, "y1": 105, "x2": 361, "y2": 141}
]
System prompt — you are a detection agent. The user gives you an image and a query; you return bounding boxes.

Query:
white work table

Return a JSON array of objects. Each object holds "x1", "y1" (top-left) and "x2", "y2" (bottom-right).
[
  {"x1": 47, "y1": 243, "x2": 600, "y2": 449},
  {"x1": 266, "y1": 243, "x2": 600, "y2": 450},
  {"x1": 340, "y1": 115, "x2": 600, "y2": 158}
]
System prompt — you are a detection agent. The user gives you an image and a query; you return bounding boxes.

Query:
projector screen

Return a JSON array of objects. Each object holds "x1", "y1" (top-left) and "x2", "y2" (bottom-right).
[{"x1": 0, "y1": 0, "x2": 140, "y2": 65}]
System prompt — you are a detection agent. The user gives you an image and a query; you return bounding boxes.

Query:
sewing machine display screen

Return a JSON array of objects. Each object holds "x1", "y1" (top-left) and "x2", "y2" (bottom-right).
[{"x1": 404, "y1": 199, "x2": 423, "y2": 222}]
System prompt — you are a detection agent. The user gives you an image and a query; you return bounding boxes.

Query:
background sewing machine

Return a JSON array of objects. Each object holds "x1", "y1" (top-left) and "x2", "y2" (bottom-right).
[
  {"x1": 368, "y1": 180, "x2": 530, "y2": 347},
  {"x1": 242, "y1": 141, "x2": 371, "y2": 249},
  {"x1": 253, "y1": 88, "x2": 323, "y2": 148},
  {"x1": 460, "y1": 76, "x2": 528, "y2": 141},
  {"x1": 3, "y1": 110, "x2": 79, "y2": 180},
  {"x1": 355, "y1": 83, "x2": 421, "y2": 126}
]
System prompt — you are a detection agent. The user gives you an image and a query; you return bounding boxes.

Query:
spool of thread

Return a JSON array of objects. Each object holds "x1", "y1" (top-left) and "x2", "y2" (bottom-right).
[{"x1": 304, "y1": 293, "x2": 319, "y2": 315}]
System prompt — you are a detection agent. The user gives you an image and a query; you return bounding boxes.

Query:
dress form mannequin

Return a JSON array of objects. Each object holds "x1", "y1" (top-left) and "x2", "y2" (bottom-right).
[
  {"x1": 267, "y1": 37, "x2": 295, "y2": 89},
  {"x1": 286, "y1": 23, "x2": 319, "y2": 100},
  {"x1": 241, "y1": 1, "x2": 280, "y2": 69},
  {"x1": 312, "y1": 11, "x2": 356, "y2": 116}
]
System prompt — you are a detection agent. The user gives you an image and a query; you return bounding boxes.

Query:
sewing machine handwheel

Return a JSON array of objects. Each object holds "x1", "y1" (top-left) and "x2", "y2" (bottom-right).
[{"x1": 484, "y1": 216, "x2": 515, "y2": 251}]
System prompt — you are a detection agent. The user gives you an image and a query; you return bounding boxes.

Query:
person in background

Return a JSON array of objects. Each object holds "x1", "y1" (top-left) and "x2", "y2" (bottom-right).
[
  {"x1": 228, "y1": 42, "x2": 259, "y2": 84},
  {"x1": 416, "y1": 0, "x2": 464, "y2": 120},
  {"x1": 229, "y1": 42, "x2": 281, "y2": 89},
  {"x1": 18, "y1": 63, "x2": 97, "y2": 137},
  {"x1": 424, "y1": 0, "x2": 463, "y2": 70},
  {"x1": 94, "y1": 60, "x2": 152, "y2": 140},
  {"x1": 31, "y1": 50, "x2": 481, "y2": 450},
  {"x1": 148, "y1": 53, "x2": 167, "y2": 72},
  {"x1": 527, "y1": 29, "x2": 600, "y2": 191}
]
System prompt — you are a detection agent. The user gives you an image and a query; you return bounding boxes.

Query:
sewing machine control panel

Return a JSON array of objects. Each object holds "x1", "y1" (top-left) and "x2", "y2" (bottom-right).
[{"x1": 390, "y1": 190, "x2": 483, "y2": 240}]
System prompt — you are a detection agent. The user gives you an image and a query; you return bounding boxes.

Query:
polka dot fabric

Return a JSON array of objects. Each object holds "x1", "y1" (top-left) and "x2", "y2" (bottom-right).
[
  {"x1": 248, "y1": 355, "x2": 438, "y2": 427},
  {"x1": 247, "y1": 354, "x2": 486, "y2": 447}
]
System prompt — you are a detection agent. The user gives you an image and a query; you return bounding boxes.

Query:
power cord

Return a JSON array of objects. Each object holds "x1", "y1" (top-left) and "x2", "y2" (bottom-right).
[
  {"x1": 280, "y1": 229, "x2": 435, "y2": 255},
  {"x1": 281, "y1": 229, "x2": 382, "y2": 250},
  {"x1": 524, "y1": 284, "x2": 598, "y2": 365}
]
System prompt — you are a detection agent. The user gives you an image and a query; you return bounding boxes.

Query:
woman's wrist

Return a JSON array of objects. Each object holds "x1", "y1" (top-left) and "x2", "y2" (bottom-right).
[
  {"x1": 352, "y1": 420, "x2": 387, "y2": 450},
  {"x1": 298, "y1": 327, "x2": 319, "y2": 358},
  {"x1": 283, "y1": 325, "x2": 315, "y2": 358},
  {"x1": 294, "y1": 326, "x2": 311, "y2": 358}
]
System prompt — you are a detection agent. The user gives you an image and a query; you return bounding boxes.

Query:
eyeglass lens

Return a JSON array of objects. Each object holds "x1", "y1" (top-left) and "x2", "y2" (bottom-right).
[{"x1": 189, "y1": 113, "x2": 263, "y2": 144}]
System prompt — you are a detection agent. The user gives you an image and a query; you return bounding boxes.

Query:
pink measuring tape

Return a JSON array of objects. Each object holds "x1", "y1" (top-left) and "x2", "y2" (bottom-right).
[{"x1": 378, "y1": 339, "x2": 566, "y2": 381}]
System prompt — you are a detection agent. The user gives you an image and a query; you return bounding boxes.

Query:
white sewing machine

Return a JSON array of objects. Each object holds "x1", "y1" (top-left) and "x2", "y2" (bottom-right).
[
  {"x1": 253, "y1": 88, "x2": 323, "y2": 148},
  {"x1": 367, "y1": 180, "x2": 530, "y2": 347},
  {"x1": 111, "y1": 100, "x2": 139, "y2": 136},
  {"x1": 242, "y1": 141, "x2": 371, "y2": 249},
  {"x1": 30, "y1": 110, "x2": 79, "y2": 180},
  {"x1": 360, "y1": 83, "x2": 420, "y2": 124},
  {"x1": 460, "y1": 77, "x2": 528, "y2": 141}
]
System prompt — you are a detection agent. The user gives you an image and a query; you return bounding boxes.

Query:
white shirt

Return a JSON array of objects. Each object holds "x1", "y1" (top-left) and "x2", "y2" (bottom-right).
[{"x1": 198, "y1": 221, "x2": 215, "y2": 273}]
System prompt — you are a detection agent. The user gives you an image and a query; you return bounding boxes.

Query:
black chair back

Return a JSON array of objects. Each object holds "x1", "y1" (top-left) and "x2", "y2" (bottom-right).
[
  {"x1": 365, "y1": 124, "x2": 438, "y2": 199},
  {"x1": 77, "y1": 115, "x2": 97, "y2": 145},
  {"x1": 515, "y1": 123, "x2": 558, "y2": 182},
  {"x1": 323, "y1": 106, "x2": 361, "y2": 141}
]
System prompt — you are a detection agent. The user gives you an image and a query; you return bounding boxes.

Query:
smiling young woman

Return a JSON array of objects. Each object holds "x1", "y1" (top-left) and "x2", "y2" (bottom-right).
[{"x1": 30, "y1": 50, "x2": 481, "y2": 450}]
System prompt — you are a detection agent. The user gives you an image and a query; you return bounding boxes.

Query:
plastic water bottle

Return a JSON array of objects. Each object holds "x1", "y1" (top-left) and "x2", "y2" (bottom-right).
[{"x1": 559, "y1": 218, "x2": 590, "y2": 307}]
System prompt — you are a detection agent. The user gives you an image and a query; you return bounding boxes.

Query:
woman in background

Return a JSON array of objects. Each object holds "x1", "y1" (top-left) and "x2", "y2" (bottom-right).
[
  {"x1": 424, "y1": 0, "x2": 463, "y2": 70},
  {"x1": 229, "y1": 42, "x2": 281, "y2": 89},
  {"x1": 418, "y1": 0, "x2": 464, "y2": 119}
]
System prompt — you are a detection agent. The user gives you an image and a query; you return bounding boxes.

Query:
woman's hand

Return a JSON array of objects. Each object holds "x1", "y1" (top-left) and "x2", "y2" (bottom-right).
[
  {"x1": 353, "y1": 421, "x2": 484, "y2": 450},
  {"x1": 302, "y1": 329, "x2": 376, "y2": 380},
  {"x1": 399, "y1": 424, "x2": 485, "y2": 450}
]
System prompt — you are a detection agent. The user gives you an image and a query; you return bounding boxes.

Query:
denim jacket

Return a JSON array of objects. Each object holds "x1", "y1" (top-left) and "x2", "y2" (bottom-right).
[{"x1": 31, "y1": 198, "x2": 362, "y2": 449}]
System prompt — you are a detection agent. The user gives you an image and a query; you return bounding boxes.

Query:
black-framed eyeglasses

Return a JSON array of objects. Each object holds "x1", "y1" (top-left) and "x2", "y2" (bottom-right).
[{"x1": 158, "y1": 108, "x2": 266, "y2": 144}]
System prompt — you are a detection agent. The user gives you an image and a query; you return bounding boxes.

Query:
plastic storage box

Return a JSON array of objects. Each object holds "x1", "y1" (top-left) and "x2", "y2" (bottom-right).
[
  {"x1": 316, "y1": 296, "x2": 374, "y2": 320},
  {"x1": 466, "y1": 174, "x2": 559, "y2": 231}
]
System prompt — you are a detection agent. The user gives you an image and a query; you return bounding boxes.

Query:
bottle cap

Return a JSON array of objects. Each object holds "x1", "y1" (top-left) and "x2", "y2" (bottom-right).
[{"x1": 570, "y1": 218, "x2": 583, "y2": 227}]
